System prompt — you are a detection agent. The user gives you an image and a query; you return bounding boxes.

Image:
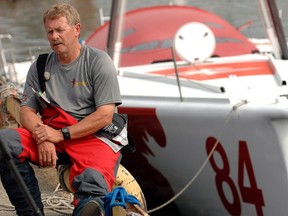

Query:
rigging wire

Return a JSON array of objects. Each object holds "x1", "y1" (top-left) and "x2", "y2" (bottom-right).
[
  {"x1": 145, "y1": 57, "x2": 250, "y2": 213},
  {"x1": 147, "y1": 99, "x2": 247, "y2": 214}
]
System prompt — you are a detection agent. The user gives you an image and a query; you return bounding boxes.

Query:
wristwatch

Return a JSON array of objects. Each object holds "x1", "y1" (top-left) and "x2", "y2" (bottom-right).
[{"x1": 61, "y1": 127, "x2": 71, "y2": 140}]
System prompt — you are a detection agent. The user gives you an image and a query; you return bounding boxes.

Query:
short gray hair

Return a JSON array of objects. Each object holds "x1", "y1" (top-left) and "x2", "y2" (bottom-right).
[{"x1": 43, "y1": 3, "x2": 81, "y2": 26}]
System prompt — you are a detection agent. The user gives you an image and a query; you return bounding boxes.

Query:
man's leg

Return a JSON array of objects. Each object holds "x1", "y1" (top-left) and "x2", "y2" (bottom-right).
[
  {"x1": 71, "y1": 168, "x2": 107, "y2": 216},
  {"x1": 64, "y1": 137, "x2": 121, "y2": 216},
  {"x1": 0, "y1": 129, "x2": 44, "y2": 216},
  {"x1": 1, "y1": 162, "x2": 44, "y2": 216}
]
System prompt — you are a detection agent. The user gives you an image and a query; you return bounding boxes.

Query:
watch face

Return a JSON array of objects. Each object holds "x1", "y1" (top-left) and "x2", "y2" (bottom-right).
[{"x1": 61, "y1": 127, "x2": 70, "y2": 140}]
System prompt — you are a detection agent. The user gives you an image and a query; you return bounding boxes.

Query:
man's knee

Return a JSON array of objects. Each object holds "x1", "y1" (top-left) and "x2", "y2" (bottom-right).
[
  {"x1": 0, "y1": 129, "x2": 23, "y2": 161},
  {"x1": 72, "y1": 168, "x2": 109, "y2": 200}
]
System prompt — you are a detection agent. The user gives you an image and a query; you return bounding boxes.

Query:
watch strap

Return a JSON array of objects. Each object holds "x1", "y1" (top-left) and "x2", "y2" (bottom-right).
[{"x1": 61, "y1": 127, "x2": 71, "y2": 140}]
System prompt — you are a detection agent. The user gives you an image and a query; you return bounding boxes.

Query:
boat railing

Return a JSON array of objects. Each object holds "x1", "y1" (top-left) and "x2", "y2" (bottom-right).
[
  {"x1": 0, "y1": 34, "x2": 50, "y2": 85},
  {"x1": 98, "y1": 8, "x2": 110, "y2": 26}
]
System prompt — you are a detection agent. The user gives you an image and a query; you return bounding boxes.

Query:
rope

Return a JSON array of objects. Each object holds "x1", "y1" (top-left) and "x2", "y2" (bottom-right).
[
  {"x1": 41, "y1": 184, "x2": 74, "y2": 215},
  {"x1": 103, "y1": 186, "x2": 141, "y2": 216},
  {"x1": 0, "y1": 82, "x2": 18, "y2": 100},
  {"x1": 0, "y1": 203, "x2": 14, "y2": 211},
  {"x1": 147, "y1": 99, "x2": 248, "y2": 214},
  {"x1": 0, "y1": 183, "x2": 74, "y2": 215}
]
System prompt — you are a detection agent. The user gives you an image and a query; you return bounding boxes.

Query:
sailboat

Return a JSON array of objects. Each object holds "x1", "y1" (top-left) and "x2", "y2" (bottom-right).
[
  {"x1": 85, "y1": 0, "x2": 288, "y2": 215},
  {"x1": 1, "y1": 0, "x2": 288, "y2": 215}
]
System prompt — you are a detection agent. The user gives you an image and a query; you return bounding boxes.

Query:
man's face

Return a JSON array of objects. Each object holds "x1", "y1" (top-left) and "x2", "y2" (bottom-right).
[{"x1": 44, "y1": 16, "x2": 80, "y2": 55}]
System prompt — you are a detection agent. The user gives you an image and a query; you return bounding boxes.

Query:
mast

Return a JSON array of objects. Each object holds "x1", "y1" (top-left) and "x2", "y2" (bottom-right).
[
  {"x1": 106, "y1": 0, "x2": 127, "y2": 68},
  {"x1": 266, "y1": 0, "x2": 288, "y2": 59},
  {"x1": 257, "y1": 0, "x2": 288, "y2": 59}
]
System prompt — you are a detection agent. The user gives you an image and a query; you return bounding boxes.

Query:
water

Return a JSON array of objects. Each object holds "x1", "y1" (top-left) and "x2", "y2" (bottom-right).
[{"x1": 1, "y1": 0, "x2": 288, "y2": 61}]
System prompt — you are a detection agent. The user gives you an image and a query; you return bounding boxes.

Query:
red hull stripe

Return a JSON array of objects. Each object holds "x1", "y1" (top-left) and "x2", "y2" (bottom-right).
[{"x1": 151, "y1": 61, "x2": 274, "y2": 81}]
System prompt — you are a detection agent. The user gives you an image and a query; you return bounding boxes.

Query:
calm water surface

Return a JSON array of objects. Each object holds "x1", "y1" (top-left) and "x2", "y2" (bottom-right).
[{"x1": 1, "y1": 0, "x2": 288, "y2": 61}]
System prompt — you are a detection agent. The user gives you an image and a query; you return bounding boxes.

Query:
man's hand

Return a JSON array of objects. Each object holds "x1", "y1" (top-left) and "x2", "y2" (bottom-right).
[
  {"x1": 32, "y1": 123, "x2": 63, "y2": 144},
  {"x1": 37, "y1": 141, "x2": 57, "y2": 168}
]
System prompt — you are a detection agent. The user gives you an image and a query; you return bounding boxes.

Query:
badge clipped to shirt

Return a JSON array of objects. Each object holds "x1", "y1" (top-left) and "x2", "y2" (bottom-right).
[{"x1": 31, "y1": 86, "x2": 50, "y2": 108}]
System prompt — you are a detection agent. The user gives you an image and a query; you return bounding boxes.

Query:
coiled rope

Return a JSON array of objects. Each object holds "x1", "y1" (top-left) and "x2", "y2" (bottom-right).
[
  {"x1": 0, "y1": 183, "x2": 74, "y2": 215},
  {"x1": 41, "y1": 184, "x2": 74, "y2": 215}
]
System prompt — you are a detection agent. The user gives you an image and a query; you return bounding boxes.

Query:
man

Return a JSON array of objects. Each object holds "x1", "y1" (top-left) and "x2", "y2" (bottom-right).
[{"x1": 0, "y1": 3, "x2": 124, "y2": 216}]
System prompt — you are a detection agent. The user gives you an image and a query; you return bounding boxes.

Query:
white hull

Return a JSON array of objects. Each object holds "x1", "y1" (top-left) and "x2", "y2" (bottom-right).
[
  {"x1": 2, "y1": 1, "x2": 288, "y2": 215},
  {"x1": 118, "y1": 53, "x2": 288, "y2": 215}
]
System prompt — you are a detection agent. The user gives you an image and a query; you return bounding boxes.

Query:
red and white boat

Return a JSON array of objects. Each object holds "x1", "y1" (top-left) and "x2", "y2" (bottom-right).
[
  {"x1": 1, "y1": 0, "x2": 288, "y2": 215},
  {"x1": 86, "y1": 0, "x2": 288, "y2": 215}
]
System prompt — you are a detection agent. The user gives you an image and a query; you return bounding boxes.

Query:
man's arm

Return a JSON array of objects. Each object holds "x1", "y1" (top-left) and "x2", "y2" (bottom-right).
[
  {"x1": 68, "y1": 103, "x2": 115, "y2": 139},
  {"x1": 32, "y1": 103, "x2": 116, "y2": 144},
  {"x1": 20, "y1": 106, "x2": 57, "y2": 167},
  {"x1": 20, "y1": 106, "x2": 43, "y2": 132}
]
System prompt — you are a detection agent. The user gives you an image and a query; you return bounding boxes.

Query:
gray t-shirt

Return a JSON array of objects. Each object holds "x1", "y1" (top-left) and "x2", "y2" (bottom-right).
[{"x1": 21, "y1": 45, "x2": 122, "y2": 121}]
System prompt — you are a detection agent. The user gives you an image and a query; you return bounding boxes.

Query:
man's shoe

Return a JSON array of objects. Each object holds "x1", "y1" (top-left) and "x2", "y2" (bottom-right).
[{"x1": 80, "y1": 199, "x2": 104, "y2": 216}]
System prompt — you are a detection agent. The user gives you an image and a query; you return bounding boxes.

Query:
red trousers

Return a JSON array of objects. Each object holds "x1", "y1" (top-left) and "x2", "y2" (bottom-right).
[{"x1": 16, "y1": 104, "x2": 120, "y2": 197}]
